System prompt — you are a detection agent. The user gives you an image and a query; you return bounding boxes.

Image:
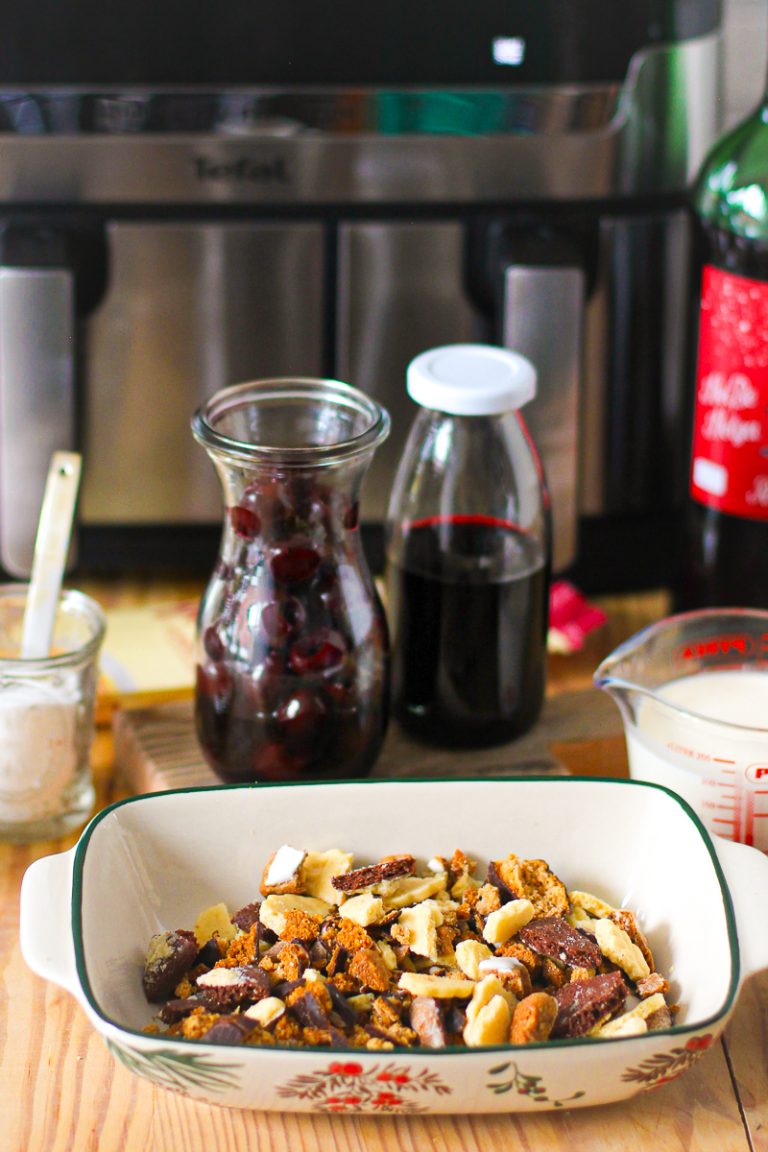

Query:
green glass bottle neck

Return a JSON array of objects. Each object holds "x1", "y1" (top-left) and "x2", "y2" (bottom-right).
[{"x1": 695, "y1": 98, "x2": 768, "y2": 240}]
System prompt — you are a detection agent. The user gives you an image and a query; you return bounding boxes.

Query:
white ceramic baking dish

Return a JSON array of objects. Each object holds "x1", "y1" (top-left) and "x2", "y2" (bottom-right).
[{"x1": 19, "y1": 777, "x2": 768, "y2": 1114}]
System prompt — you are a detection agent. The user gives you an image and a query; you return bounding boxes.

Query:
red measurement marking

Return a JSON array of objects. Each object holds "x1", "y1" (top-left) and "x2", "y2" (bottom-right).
[
  {"x1": 713, "y1": 759, "x2": 737, "y2": 765},
  {"x1": 745, "y1": 788, "x2": 755, "y2": 846},
  {"x1": 713, "y1": 818, "x2": 738, "y2": 825}
]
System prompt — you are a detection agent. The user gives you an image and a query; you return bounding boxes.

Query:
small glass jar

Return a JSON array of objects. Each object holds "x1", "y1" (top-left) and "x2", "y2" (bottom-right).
[
  {"x1": 192, "y1": 378, "x2": 390, "y2": 783},
  {"x1": 0, "y1": 584, "x2": 106, "y2": 842},
  {"x1": 386, "y1": 344, "x2": 550, "y2": 747}
]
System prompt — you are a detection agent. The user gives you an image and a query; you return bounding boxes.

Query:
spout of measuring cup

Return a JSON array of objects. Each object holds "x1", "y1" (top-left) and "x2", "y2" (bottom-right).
[
  {"x1": 593, "y1": 673, "x2": 641, "y2": 729},
  {"x1": 593, "y1": 642, "x2": 651, "y2": 731}
]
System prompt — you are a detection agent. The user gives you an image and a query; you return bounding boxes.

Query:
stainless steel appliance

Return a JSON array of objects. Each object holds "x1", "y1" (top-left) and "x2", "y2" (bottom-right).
[{"x1": 0, "y1": 0, "x2": 723, "y2": 588}]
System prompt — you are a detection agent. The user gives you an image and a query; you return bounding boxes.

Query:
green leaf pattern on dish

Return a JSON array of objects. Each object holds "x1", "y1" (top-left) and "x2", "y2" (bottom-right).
[{"x1": 106, "y1": 1038, "x2": 242, "y2": 1095}]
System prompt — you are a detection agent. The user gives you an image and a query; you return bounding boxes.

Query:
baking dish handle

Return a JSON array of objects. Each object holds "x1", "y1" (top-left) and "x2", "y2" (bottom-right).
[
  {"x1": 19, "y1": 848, "x2": 80, "y2": 998},
  {"x1": 714, "y1": 837, "x2": 768, "y2": 983}
]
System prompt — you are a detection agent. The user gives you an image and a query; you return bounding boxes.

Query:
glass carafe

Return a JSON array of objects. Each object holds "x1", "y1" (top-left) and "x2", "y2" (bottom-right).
[{"x1": 191, "y1": 378, "x2": 390, "y2": 783}]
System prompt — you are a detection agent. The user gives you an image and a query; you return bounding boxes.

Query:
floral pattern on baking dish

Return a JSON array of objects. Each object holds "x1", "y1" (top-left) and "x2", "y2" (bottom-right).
[
  {"x1": 621, "y1": 1033, "x2": 716, "y2": 1090},
  {"x1": 276, "y1": 1060, "x2": 451, "y2": 1112},
  {"x1": 486, "y1": 1060, "x2": 586, "y2": 1108},
  {"x1": 106, "y1": 1039, "x2": 242, "y2": 1096}
]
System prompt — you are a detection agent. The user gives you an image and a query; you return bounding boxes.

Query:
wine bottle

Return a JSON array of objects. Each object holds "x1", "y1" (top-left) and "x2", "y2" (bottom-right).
[{"x1": 676, "y1": 87, "x2": 768, "y2": 610}]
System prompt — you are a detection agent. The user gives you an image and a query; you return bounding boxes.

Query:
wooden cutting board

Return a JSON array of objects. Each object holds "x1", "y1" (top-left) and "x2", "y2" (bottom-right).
[{"x1": 113, "y1": 687, "x2": 627, "y2": 795}]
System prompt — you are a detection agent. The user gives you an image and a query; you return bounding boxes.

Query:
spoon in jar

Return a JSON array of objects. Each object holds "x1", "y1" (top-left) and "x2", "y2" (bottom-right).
[{"x1": 21, "y1": 451, "x2": 82, "y2": 660}]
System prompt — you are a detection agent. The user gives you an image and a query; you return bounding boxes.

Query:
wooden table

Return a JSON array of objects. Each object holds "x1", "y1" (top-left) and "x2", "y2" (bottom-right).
[{"x1": 2, "y1": 582, "x2": 767, "y2": 1152}]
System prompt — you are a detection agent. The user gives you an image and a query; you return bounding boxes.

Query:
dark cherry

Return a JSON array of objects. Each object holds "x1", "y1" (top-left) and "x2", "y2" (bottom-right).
[
  {"x1": 231, "y1": 670, "x2": 274, "y2": 717},
  {"x1": 261, "y1": 597, "x2": 306, "y2": 641},
  {"x1": 203, "y1": 624, "x2": 226, "y2": 662},
  {"x1": 270, "y1": 542, "x2": 321, "y2": 585},
  {"x1": 288, "y1": 631, "x2": 346, "y2": 676},
  {"x1": 275, "y1": 688, "x2": 329, "y2": 758},
  {"x1": 323, "y1": 679, "x2": 357, "y2": 711},
  {"x1": 245, "y1": 476, "x2": 296, "y2": 534},
  {"x1": 255, "y1": 647, "x2": 286, "y2": 678},
  {"x1": 229, "y1": 503, "x2": 262, "y2": 540},
  {"x1": 343, "y1": 501, "x2": 359, "y2": 530},
  {"x1": 196, "y1": 661, "x2": 233, "y2": 705},
  {"x1": 292, "y1": 476, "x2": 331, "y2": 520},
  {"x1": 250, "y1": 740, "x2": 302, "y2": 781},
  {"x1": 314, "y1": 562, "x2": 338, "y2": 595}
]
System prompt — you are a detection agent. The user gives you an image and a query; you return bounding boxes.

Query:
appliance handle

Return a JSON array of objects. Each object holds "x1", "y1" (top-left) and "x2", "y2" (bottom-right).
[
  {"x1": 0, "y1": 266, "x2": 76, "y2": 576},
  {"x1": 501, "y1": 264, "x2": 585, "y2": 574}
]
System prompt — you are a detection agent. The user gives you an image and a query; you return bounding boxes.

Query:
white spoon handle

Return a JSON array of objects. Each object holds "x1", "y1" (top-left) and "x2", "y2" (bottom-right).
[{"x1": 21, "y1": 452, "x2": 82, "y2": 660}]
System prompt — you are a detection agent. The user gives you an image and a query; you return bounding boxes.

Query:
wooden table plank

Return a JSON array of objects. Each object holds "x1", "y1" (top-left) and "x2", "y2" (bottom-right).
[{"x1": 724, "y1": 970, "x2": 768, "y2": 1152}]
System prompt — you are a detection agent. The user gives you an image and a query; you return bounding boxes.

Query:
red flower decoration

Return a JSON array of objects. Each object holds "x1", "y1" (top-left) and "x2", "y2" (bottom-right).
[
  {"x1": 685, "y1": 1034, "x2": 714, "y2": 1052},
  {"x1": 329, "y1": 1061, "x2": 364, "y2": 1076},
  {"x1": 648, "y1": 1076, "x2": 678, "y2": 1089}
]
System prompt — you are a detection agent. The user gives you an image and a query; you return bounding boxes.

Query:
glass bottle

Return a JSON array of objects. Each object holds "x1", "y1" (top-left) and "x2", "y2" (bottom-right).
[
  {"x1": 385, "y1": 344, "x2": 550, "y2": 747},
  {"x1": 676, "y1": 73, "x2": 768, "y2": 609},
  {"x1": 191, "y1": 378, "x2": 390, "y2": 782}
]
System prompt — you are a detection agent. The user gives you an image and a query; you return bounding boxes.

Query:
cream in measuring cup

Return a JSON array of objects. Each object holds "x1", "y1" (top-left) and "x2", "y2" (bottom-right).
[{"x1": 595, "y1": 610, "x2": 768, "y2": 849}]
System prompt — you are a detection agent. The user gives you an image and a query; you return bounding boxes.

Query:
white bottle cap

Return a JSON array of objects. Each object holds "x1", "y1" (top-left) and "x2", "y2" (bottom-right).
[{"x1": 406, "y1": 344, "x2": 537, "y2": 416}]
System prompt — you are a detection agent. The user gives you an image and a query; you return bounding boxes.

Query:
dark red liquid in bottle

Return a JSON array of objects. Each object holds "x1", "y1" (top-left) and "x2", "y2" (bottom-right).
[{"x1": 387, "y1": 516, "x2": 548, "y2": 746}]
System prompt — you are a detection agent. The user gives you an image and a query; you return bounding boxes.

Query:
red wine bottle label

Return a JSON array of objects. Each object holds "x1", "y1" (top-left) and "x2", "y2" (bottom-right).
[{"x1": 690, "y1": 265, "x2": 768, "y2": 520}]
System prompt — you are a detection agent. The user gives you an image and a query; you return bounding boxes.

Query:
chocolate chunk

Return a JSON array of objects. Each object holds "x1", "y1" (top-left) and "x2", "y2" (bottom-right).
[
  {"x1": 326, "y1": 945, "x2": 348, "y2": 977},
  {"x1": 309, "y1": 939, "x2": 330, "y2": 969},
  {"x1": 552, "y1": 971, "x2": 628, "y2": 1038},
  {"x1": 231, "y1": 902, "x2": 261, "y2": 932},
  {"x1": 487, "y1": 860, "x2": 516, "y2": 904},
  {"x1": 273, "y1": 978, "x2": 304, "y2": 999},
  {"x1": 195, "y1": 965, "x2": 271, "y2": 1013},
  {"x1": 327, "y1": 982, "x2": 359, "y2": 1027},
  {"x1": 159, "y1": 997, "x2": 203, "y2": 1025},
  {"x1": 240, "y1": 964, "x2": 272, "y2": 995},
  {"x1": 443, "y1": 1002, "x2": 467, "y2": 1036},
  {"x1": 327, "y1": 1026, "x2": 354, "y2": 1048},
  {"x1": 519, "y1": 917, "x2": 603, "y2": 970},
  {"x1": 142, "y1": 929, "x2": 199, "y2": 1003},
  {"x1": 196, "y1": 938, "x2": 222, "y2": 969},
  {"x1": 331, "y1": 856, "x2": 416, "y2": 892},
  {"x1": 288, "y1": 989, "x2": 330, "y2": 1029},
  {"x1": 410, "y1": 997, "x2": 448, "y2": 1048},
  {"x1": 204, "y1": 1016, "x2": 258, "y2": 1046}
]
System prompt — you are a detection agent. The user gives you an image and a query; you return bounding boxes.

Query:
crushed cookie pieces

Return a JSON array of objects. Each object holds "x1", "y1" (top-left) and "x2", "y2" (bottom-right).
[{"x1": 141, "y1": 844, "x2": 676, "y2": 1052}]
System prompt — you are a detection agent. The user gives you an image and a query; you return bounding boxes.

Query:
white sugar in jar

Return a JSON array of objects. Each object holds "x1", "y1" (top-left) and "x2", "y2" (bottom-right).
[{"x1": 0, "y1": 586, "x2": 105, "y2": 842}]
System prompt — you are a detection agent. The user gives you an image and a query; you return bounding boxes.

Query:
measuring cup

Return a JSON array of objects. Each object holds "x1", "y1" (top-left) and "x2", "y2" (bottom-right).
[{"x1": 594, "y1": 609, "x2": 768, "y2": 849}]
